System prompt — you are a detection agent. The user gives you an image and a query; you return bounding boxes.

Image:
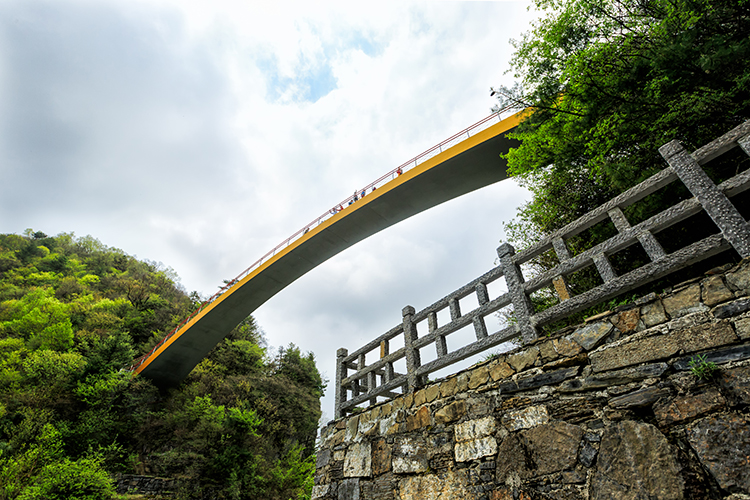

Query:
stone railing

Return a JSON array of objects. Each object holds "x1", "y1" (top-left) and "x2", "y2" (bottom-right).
[{"x1": 335, "y1": 120, "x2": 750, "y2": 418}]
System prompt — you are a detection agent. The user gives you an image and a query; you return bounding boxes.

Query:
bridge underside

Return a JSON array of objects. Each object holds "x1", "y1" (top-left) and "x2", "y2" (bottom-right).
[{"x1": 137, "y1": 113, "x2": 523, "y2": 389}]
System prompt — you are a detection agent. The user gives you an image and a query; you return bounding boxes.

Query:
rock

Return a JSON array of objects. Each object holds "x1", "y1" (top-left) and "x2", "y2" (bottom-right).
[
  {"x1": 343, "y1": 442, "x2": 372, "y2": 478},
  {"x1": 589, "y1": 322, "x2": 737, "y2": 372},
  {"x1": 492, "y1": 366, "x2": 579, "y2": 393},
  {"x1": 361, "y1": 473, "x2": 395, "y2": 500},
  {"x1": 502, "y1": 405, "x2": 549, "y2": 431},
  {"x1": 489, "y1": 360, "x2": 514, "y2": 381},
  {"x1": 440, "y1": 377, "x2": 457, "y2": 398},
  {"x1": 405, "y1": 406, "x2": 430, "y2": 431},
  {"x1": 434, "y1": 400, "x2": 466, "y2": 425},
  {"x1": 413, "y1": 389, "x2": 426, "y2": 407},
  {"x1": 338, "y1": 478, "x2": 360, "y2": 500},
  {"x1": 542, "y1": 353, "x2": 588, "y2": 371},
  {"x1": 379, "y1": 409, "x2": 401, "y2": 435},
  {"x1": 568, "y1": 321, "x2": 614, "y2": 351},
  {"x1": 613, "y1": 308, "x2": 640, "y2": 334},
  {"x1": 591, "y1": 421, "x2": 683, "y2": 500},
  {"x1": 312, "y1": 483, "x2": 335, "y2": 500},
  {"x1": 725, "y1": 261, "x2": 750, "y2": 292},
  {"x1": 398, "y1": 469, "x2": 473, "y2": 500},
  {"x1": 713, "y1": 297, "x2": 750, "y2": 319},
  {"x1": 553, "y1": 336, "x2": 583, "y2": 357},
  {"x1": 392, "y1": 436, "x2": 428, "y2": 474},
  {"x1": 663, "y1": 284, "x2": 705, "y2": 318},
  {"x1": 455, "y1": 416, "x2": 496, "y2": 441},
  {"x1": 317, "y1": 448, "x2": 332, "y2": 468},
  {"x1": 372, "y1": 438, "x2": 392, "y2": 476},
  {"x1": 560, "y1": 363, "x2": 668, "y2": 392},
  {"x1": 537, "y1": 340, "x2": 558, "y2": 362},
  {"x1": 520, "y1": 421, "x2": 584, "y2": 476},
  {"x1": 424, "y1": 384, "x2": 441, "y2": 403},
  {"x1": 609, "y1": 387, "x2": 670, "y2": 409},
  {"x1": 735, "y1": 317, "x2": 750, "y2": 340},
  {"x1": 653, "y1": 388, "x2": 726, "y2": 426},
  {"x1": 641, "y1": 299, "x2": 668, "y2": 328},
  {"x1": 579, "y1": 442, "x2": 598, "y2": 468},
  {"x1": 687, "y1": 414, "x2": 750, "y2": 493},
  {"x1": 717, "y1": 365, "x2": 750, "y2": 406},
  {"x1": 702, "y1": 276, "x2": 734, "y2": 306},
  {"x1": 468, "y1": 365, "x2": 489, "y2": 389},
  {"x1": 672, "y1": 344, "x2": 750, "y2": 370},
  {"x1": 508, "y1": 347, "x2": 540, "y2": 372},
  {"x1": 454, "y1": 436, "x2": 498, "y2": 462},
  {"x1": 345, "y1": 415, "x2": 360, "y2": 443}
]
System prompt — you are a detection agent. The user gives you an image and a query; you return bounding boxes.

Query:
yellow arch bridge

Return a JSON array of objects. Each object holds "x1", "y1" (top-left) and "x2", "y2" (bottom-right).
[{"x1": 130, "y1": 108, "x2": 526, "y2": 389}]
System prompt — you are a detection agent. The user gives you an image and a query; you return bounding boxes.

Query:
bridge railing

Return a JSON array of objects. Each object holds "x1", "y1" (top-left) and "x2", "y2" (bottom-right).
[
  {"x1": 335, "y1": 120, "x2": 750, "y2": 418},
  {"x1": 128, "y1": 106, "x2": 518, "y2": 372}
]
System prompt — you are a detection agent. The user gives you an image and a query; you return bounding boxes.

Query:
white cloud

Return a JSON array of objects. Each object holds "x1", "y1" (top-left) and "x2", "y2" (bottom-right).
[{"x1": 0, "y1": 0, "x2": 537, "y2": 420}]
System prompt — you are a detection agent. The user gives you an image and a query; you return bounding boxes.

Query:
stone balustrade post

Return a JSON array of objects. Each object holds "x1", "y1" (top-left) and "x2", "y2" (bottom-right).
[
  {"x1": 402, "y1": 305, "x2": 423, "y2": 392},
  {"x1": 660, "y1": 140, "x2": 750, "y2": 258},
  {"x1": 497, "y1": 243, "x2": 537, "y2": 344},
  {"x1": 334, "y1": 348, "x2": 348, "y2": 419}
]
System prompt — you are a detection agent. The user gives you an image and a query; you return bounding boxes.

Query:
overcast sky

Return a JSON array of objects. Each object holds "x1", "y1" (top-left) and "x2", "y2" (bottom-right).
[{"x1": 0, "y1": 0, "x2": 538, "y2": 421}]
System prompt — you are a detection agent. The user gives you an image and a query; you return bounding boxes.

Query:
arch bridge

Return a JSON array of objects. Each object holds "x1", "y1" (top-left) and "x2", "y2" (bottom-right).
[{"x1": 130, "y1": 108, "x2": 527, "y2": 388}]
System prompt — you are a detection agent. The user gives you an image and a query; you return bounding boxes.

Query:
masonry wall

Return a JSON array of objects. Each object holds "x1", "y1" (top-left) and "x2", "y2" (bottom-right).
[{"x1": 315, "y1": 259, "x2": 750, "y2": 500}]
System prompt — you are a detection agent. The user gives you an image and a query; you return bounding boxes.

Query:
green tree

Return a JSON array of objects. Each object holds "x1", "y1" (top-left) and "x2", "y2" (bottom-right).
[{"x1": 494, "y1": 0, "x2": 750, "y2": 247}]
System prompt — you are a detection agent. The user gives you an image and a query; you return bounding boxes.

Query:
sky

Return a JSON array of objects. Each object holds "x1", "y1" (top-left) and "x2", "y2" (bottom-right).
[{"x1": 0, "y1": 0, "x2": 538, "y2": 422}]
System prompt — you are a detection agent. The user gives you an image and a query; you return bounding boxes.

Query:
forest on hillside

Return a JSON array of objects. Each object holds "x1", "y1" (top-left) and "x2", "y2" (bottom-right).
[{"x1": 0, "y1": 230, "x2": 324, "y2": 500}]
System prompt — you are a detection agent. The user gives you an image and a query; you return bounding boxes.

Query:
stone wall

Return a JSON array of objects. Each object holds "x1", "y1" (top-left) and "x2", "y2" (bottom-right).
[{"x1": 315, "y1": 259, "x2": 750, "y2": 500}]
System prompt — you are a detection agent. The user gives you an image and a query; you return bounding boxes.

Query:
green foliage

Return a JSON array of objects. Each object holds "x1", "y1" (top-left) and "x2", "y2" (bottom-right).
[
  {"x1": 0, "y1": 231, "x2": 323, "y2": 500},
  {"x1": 688, "y1": 353, "x2": 718, "y2": 380},
  {"x1": 495, "y1": 0, "x2": 750, "y2": 266}
]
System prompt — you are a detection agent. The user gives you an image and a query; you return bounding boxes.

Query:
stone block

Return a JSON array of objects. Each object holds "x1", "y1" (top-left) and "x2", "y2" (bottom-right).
[
  {"x1": 560, "y1": 362, "x2": 667, "y2": 392},
  {"x1": 312, "y1": 483, "x2": 334, "y2": 500},
  {"x1": 542, "y1": 352, "x2": 588, "y2": 372},
  {"x1": 590, "y1": 321, "x2": 737, "y2": 373},
  {"x1": 361, "y1": 473, "x2": 395, "y2": 500},
  {"x1": 653, "y1": 388, "x2": 726, "y2": 426},
  {"x1": 591, "y1": 421, "x2": 683, "y2": 500},
  {"x1": 613, "y1": 307, "x2": 640, "y2": 334},
  {"x1": 579, "y1": 442, "x2": 598, "y2": 468},
  {"x1": 718, "y1": 365, "x2": 750, "y2": 406},
  {"x1": 713, "y1": 297, "x2": 750, "y2": 319},
  {"x1": 687, "y1": 414, "x2": 750, "y2": 493},
  {"x1": 468, "y1": 364, "x2": 489, "y2": 389},
  {"x1": 702, "y1": 275, "x2": 734, "y2": 306},
  {"x1": 553, "y1": 336, "x2": 583, "y2": 357},
  {"x1": 413, "y1": 389, "x2": 426, "y2": 407},
  {"x1": 502, "y1": 405, "x2": 549, "y2": 432},
  {"x1": 398, "y1": 470, "x2": 472, "y2": 500},
  {"x1": 316, "y1": 448, "x2": 332, "y2": 469},
  {"x1": 405, "y1": 406, "x2": 430, "y2": 431},
  {"x1": 508, "y1": 347, "x2": 540, "y2": 372},
  {"x1": 735, "y1": 317, "x2": 750, "y2": 340},
  {"x1": 393, "y1": 436, "x2": 428, "y2": 474},
  {"x1": 609, "y1": 387, "x2": 669, "y2": 409},
  {"x1": 672, "y1": 344, "x2": 750, "y2": 370},
  {"x1": 489, "y1": 360, "x2": 514, "y2": 381},
  {"x1": 338, "y1": 478, "x2": 360, "y2": 500},
  {"x1": 493, "y1": 366, "x2": 579, "y2": 393},
  {"x1": 345, "y1": 415, "x2": 360, "y2": 443},
  {"x1": 537, "y1": 340, "x2": 558, "y2": 362},
  {"x1": 424, "y1": 384, "x2": 441, "y2": 403},
  {"x1": 372, "y1": 439, "x2": 392, "y2": 476},
  {"x1": 379, "y1": 410, "x2": 401, "y2": 436},
  {"x1": 456, "y1": 372, "x2": 469, "y2": 392},
  {"x1": 641, "y1": 299, "x2": 668, "y2": 328},
  {"x1": 663, "y1": 283, "x2": 704, "y2": 318},
  {"x1": 454, "y1": 416, "x2": 496, "y2": 442},
  {"x1": 440, "y1": 377, "x2": 457, "y2": 398},
  {"x1": 520, "y1": 421, "x2": 584, "y2": 476},
  {"x1": 434, "y1": 400, "x2": 466, "y2": 425},
  {"x1": 454, "y1": 436, "x2": 497, "y2": 462},
  {"x1": 726, "y1": 260, "x2": 750, "y2": 292},
  {"x1": 344, "y1": 442, "x2": 372, "y2": 478},
  {"x1": 569, "y1": 321, "x2": 614, "y2": 351}
]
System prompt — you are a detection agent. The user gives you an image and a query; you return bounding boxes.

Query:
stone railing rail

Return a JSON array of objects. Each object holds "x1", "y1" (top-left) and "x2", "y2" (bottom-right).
[{"x1": 335, "y1": 120, "x2": 750, "y2": 418}]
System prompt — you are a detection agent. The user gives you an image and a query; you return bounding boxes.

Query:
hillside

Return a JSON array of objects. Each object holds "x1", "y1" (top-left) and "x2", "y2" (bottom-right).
[{"x1": 0, "y1": 230, "x2": 323, "y2": 500}]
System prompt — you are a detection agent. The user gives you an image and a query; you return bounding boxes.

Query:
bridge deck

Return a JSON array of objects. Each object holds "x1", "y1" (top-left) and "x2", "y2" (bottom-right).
[{"x1": 135, "y1": 110, "x2": 525, "y2": 388}]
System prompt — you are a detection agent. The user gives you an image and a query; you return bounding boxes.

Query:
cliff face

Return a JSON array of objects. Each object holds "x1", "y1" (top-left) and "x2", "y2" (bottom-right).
[{"x1": 316, "y1": 259, "x2": 750, "y2": 500}]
